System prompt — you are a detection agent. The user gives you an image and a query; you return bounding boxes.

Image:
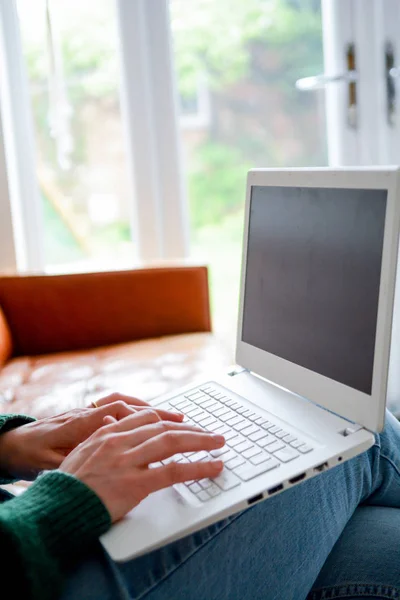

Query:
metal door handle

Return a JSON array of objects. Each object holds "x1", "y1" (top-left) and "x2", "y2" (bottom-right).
[
  {"x1": 295, "y1": 71, "x2": 357, "y2": 91},
  {"x1": 386, "y1": 42, "x2": 396, "y2": 127},
  {"x1": 295, "y1": 43, "x2": 357, "y2": 129}
]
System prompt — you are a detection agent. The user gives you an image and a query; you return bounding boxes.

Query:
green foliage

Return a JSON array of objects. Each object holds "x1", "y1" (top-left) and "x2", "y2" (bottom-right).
[
  {"x1": 188, "y1": 142, "x2": 251, "y2": 228},
  {"x1": 170, "y1": 0, "x2": 323, "y2": 98}
]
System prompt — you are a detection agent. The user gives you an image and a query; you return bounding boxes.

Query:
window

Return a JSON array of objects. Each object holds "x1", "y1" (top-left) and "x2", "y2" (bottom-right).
[
  {"x1": 170, "y1": 0, "x2": 328, "y2": 349},
  {"x1": 17, "y1": 0, "x2": 134, "y2": 272}
]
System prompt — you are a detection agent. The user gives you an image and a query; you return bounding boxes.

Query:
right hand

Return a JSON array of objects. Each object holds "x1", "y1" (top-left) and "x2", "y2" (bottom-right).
[{"x1": 60, "y1": 408, "x2": 225, "y2": 522}]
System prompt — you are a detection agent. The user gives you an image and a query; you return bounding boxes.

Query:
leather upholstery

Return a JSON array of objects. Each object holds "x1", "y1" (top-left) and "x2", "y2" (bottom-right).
[
  {"x1": 0, "y1": 267, "x2": 231, "y2": 420},
  {"x1": 0, "y1": 307, "x2": 12, "y2": 367},
  {"x1": 0, "y1": 266, "x2": 211, "y2": 357},
  {"x1": 0, "y1": 333, "x2": 230, "y2": 419}
]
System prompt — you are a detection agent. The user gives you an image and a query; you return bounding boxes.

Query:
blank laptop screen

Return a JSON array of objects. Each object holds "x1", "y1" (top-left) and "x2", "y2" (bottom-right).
[{"x1": 242, "y1": 185, "x2": 388, "y2": 395}]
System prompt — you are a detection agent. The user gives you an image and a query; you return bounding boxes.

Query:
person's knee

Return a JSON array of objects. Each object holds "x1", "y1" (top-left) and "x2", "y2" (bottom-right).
[{"x1": 309, "y1": 505, "x2": 400, "y2": 597}]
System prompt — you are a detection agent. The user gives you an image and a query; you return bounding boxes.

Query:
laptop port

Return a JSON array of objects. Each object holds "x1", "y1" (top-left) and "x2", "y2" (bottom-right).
[
  {"x1": 314, "y1": 462, "x2": 329, "y2": 473},
  {"x1": 289, "y1": 472, "x2": 306, "y2": 484},
  {"x1": 247, "y1": 493, "x2": 263, "y2": 506},
  {"x1": 268, "y1": 484, "x2": 284, "y2": 496}
]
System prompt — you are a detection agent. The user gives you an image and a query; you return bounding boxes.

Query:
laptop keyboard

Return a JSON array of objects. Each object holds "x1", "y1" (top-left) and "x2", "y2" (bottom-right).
[{"x1": 158, "y1": 383, "x2": 314, "y2": 503}]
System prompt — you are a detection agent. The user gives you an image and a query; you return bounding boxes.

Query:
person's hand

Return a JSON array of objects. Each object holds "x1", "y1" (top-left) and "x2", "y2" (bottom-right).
[
  {"x1": 0, "y1": 394, "x2": 183, "y2": 480},
  {"x1": 60, "y1": 409, "x2": 225, "y2": 522}
]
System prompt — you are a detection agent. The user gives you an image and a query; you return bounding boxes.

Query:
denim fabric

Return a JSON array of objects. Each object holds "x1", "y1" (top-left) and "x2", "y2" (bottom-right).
[{"x1": 60, "y1": 410, "x2": 400, "y2": 600}]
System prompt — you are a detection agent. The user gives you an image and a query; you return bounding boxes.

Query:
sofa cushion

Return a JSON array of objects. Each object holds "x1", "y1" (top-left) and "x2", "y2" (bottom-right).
[
  {"x1": 0, "y1": 307, "x2": 12, "y2": 367},
  {"x1": 1, "y1": 332, "x2": 232, "y2": 419}
]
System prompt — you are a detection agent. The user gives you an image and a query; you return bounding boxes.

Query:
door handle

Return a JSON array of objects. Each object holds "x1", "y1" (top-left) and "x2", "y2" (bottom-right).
[
  {"x1": 295, "y1": 43, "x2": 357, "y2": 129},
  {"x1": 386, "y1": 42, "x2": 397, "y2": 127},
  {"x1": 295, "y1": 71, "x2": 357, "y2": 91}
]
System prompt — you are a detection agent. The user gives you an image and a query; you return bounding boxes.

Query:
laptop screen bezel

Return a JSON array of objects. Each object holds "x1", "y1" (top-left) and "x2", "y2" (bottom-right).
[{"x1": 235, "y1": 167, "x2": 400, "y2": 433}]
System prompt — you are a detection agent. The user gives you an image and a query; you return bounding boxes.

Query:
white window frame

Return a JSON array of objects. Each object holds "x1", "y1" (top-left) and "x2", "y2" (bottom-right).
[
  {"x1": 2, "y1": 0, "x2": 399, "y2": 273},
  {"x1": 0, "y1": 0, "x2": 44, "y2": 272}
]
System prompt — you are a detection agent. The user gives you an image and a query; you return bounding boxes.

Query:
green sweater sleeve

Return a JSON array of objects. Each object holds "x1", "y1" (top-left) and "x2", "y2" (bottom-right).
[
  {"x1": 0, "y1": 413, "x2": 37, "y2": 483},
  {"x1": 0, "y1": 470, "x2": 111, "y2": 600}
]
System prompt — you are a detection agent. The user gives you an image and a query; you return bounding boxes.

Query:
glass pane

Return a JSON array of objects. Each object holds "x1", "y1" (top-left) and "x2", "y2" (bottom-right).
[
  {"x1": 17, "y1": 0, "x2": 133, "y2": 272},
  {"x1": 170, "y1": 0, "x2": 328, "y2": 355}
]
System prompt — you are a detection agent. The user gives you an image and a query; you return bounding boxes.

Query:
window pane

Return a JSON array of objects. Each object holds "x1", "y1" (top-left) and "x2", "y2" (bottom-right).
[
  {"x1": 17, "y1": 0, "x2": 133, "y2": 272},
  {"x1": 170, "y1": 0, "x2": 328, "y2": 353}
]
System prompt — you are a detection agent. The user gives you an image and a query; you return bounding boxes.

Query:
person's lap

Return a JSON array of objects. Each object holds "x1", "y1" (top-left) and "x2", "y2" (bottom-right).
[{"x1": 60, "y1": 411, "x2": 400, "y2": 600}]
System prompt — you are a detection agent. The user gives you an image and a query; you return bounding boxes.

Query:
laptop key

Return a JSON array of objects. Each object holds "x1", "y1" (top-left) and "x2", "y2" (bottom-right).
[
  {"x1": 257, "y1": 434, "x2": 275, "y2": 447},
  {"x1": 199, "y1": 478, "x2": 212, "y2": 489},
  {"x1": 213, "y1": 406, "x2": 231, "y2": 418},
  {"x1": 224, "y1": 399, "x2": 237, "y2": 407},
  {"x1": 198, "y1": 416, "x2": 218, "y2": 428},
  {"x1": 298, "y1": 444, "x2": 313, "y2": 454},
  {"x1": 225, "y1": 455, "x2": 246, "y2": 470},
  {"x1": 240, "y1": 424, "x2": 259, "y2": 437},
  {"x1": 189, "y1": 451, "x2": 209, "y2": 462},
  {"x1": 234, "y1": 440, "x2": 253, "y2": 453},
  {"x1": 185, "y1": 407, "x2": 203, "y2": 418},
  {"x1": 255, "y1": 417, "x2": 270, "y2": 426},
  {"x1": 189, "y1": 482, "x2": 202, "y2": 494},
  {"x1": 198, "y1": 490, "x2": 211, "y2": 502},
  {"x1": 207, "y1": 484, "x2": 222, "y2": 497},
  {"x1": 248, "y1": 429, "x2": 266, "y2": 442},
  {"x1": 250, "y1": 452, "x2": 271, "y2": 465},
  {"x1": 210, "y1": 446, "x2": 231, "y2": 458},
  {"x1": 233, "y1": 419, "x2": 252, "y2": 432},
  {"x1": 212, "y1": 470, "x2": 241, "y2": 491},
  {"x1": 207, "y1": 421, "x2": 226, "y2": 432},
  {"x1": 241, "y1": 445, "x2": 262, "y2": 459},
  {"x1": 275, "y1": 430, "x2": 289, "y2": 439},
  {"x1": 268, "y1": 425, "x2": 282, "y2": 434},
  {"x1": 223, "y1": 429, "x2": 238, "y2": 441},
  {"x1": 169, "y1": 397, "x2": 186, "y2": 407},
  {"x1": 226, "y1": 415, "x2": 246, "y2": 427},
  {"x1": 267, "y1": 441, "x2": 286, "y2": 453},
  {"x1": 247, "y1": 413, "x2": 260, "y2": 422},
  {"x1": 222, "y1": 450, "x2": 238, "y2": 463},
  {"x1": 186, "y1": 391, "x2": 206, "y2": 401},
  {"x1": 227, "y1": 435, "x2": 246, "y2": 448},
  {"x1": 289, "y1": 439, "x2": 303, "y2": 449},
  {"x1": 242, "y1": 409, "x2": 255, "y2": 418},
  {"x1": 235, "y1": 458, "x2": 280, "y2": 481},
  {"x1": 220, "y1": 411, "x2": 237, "y2": 422},
  {"x1": 282, "y1": 434, "x2": 296, "y2": 443},
  {"x1": 274, "y1": 447, "x2": 300, "y2": 463},
  {"x1": 191, "y1": 411, "x2": 209, "y2": 423}
]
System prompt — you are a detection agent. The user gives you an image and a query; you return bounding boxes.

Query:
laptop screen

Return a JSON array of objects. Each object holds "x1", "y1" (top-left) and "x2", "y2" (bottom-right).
[{"x1": 242, "y1": 185, "x2": 388, "y2": 395}]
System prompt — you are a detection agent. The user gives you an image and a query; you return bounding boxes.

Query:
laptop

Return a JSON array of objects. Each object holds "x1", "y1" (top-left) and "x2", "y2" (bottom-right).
[{"x1": 101, "y1": 166, "x2": 400, "y2": 562}]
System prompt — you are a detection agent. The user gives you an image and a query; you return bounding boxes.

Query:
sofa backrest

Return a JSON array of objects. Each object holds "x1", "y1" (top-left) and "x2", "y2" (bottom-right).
[
  {"x1": 0, "y1": 306, "x2": 12, "y2": 365},
  {"x1": 0, "y1": 266, "x2": 212, "y2": 357}
]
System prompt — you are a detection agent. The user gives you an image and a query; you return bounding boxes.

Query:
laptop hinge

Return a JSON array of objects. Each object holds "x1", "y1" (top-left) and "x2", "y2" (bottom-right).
[
  {"x1": 339, "y1": 424, "x2": 364, "y2": 437},
  {"x1": 227, "y1": 365, "x2": 249, "y2": 377}
]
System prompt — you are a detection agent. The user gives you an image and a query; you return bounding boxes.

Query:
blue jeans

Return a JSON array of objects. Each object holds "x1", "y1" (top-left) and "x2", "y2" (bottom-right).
[{"x1": 60, "y1": 410, "x2": 400, "y2": 600}]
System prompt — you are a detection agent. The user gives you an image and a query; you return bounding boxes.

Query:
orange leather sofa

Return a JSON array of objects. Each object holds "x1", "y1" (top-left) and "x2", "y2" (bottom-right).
[{"x1": 0, "y1": 266, "x2": 230, "y2": 420}]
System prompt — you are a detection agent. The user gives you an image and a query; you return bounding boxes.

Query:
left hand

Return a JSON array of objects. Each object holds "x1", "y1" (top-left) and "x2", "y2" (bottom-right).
[{"x1": 0, "y1": 393, "x2": 183, "y2": 481}]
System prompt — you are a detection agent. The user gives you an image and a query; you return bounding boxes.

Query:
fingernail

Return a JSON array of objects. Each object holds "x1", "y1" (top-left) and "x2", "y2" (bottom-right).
[
  {"x1": 212, "y1": 434, "x2": 225, "y2": 444},
  {"x1": 211, "y1": 460, "x2": 224, "y2": 469}
]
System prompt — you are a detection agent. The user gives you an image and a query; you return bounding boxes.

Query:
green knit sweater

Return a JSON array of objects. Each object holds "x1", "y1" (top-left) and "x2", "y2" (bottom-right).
[{"x1": 0, "y1": 414, "x2": 111, "y2": 600}]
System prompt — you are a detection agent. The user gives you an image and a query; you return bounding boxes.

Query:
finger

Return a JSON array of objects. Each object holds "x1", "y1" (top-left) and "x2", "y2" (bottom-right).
[
  {"x1": 132, "y1": 406, "x2": 184, "y2": 423},
  {"x1": 130, "y1": 431, "x2": 226, "y2": 466},
  {"x1": 103, "y1": 416, "x2": 117, "y2": 425},
  {"x1": 115, "y1": 420, "x2": 209, "y2": 448},
  {"x1": 106, "y1": 409, "x2": 200, "y2": 434},
  {"x1": 97, "y1": 401, "x2": 138, "y2": 422},
  {"x1": 94, "y1": 393, "x2": 183, "y2": 423},
  {"x1": 96, "y1": 393, "x2": 150, "y2": 409},
  {"x1": 148, "y1": 460, "x2": 224, "y2": 491}
]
